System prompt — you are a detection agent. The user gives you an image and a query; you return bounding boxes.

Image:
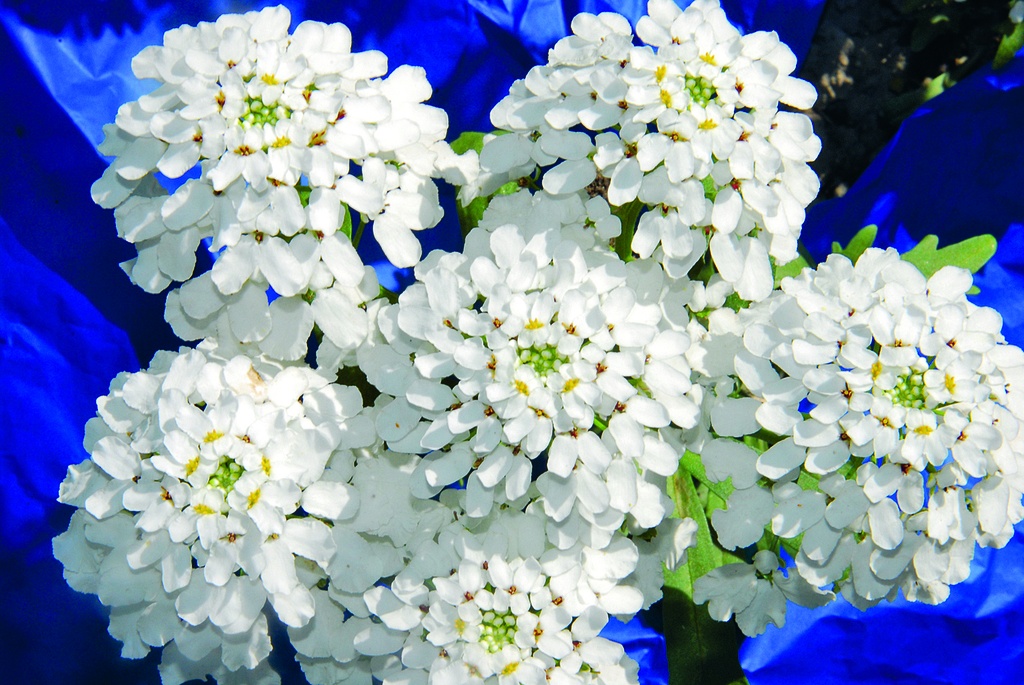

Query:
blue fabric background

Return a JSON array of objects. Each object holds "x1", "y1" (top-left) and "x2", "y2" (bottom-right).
[{"x1": 2, "y1": 1, "x2": 1023, "y2": 684}]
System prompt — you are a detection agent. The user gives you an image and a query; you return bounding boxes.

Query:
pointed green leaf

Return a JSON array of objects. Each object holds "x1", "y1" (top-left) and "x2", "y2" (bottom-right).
[
  {"x1": 340, "y1": 203, "x2": 352, "y2": 240},
  {"x1": 995, "y1": 21, "x2": 1024, "y2": 70},
  {"x1": 901, "y1": 233, "x2": 998, "y2": 278},
  {"x1": 831, "y1": 224, "x2": 878, "y2": 263}
]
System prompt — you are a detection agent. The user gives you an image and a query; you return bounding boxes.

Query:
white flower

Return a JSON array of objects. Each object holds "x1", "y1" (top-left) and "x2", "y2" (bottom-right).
[
  {"x1": 54, "y1": 345, "x2": 393, "y2": 679},
  {"x1": 696, "y1": 248, "x2": 1024, "y2": 611},
  {"x1": 475, "y1": 0, "x2": 819, "y2": 302},
  {"x1": 91, "y1": 6, "x2": 478, "y2": 364}
]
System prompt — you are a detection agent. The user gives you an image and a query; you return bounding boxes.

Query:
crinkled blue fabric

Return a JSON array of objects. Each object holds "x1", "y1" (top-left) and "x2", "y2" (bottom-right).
[{"x1": 14, "y1": 3, "x2": 1024, "y2": 685}]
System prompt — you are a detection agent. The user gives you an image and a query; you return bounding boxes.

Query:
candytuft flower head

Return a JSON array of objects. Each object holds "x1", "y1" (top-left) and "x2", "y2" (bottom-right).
[
  {"x1": 91, "y1": 6, "x2": 476, "y2": 361},
  {"x1": 690, "y1": 248, "x2": 1024, "y2": 632},
  {"x1": 52, "y1": 343, "x2": 416, "y2": 682},
  {"x1": 473, "y1": 0, "x2": 820, "y2": 302}
]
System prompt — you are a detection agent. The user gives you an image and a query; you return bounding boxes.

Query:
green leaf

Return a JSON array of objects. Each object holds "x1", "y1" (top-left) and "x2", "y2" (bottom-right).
[
  {"x1": 996, "y1": 21, "x2": 1024, "y2": 70},
  {"x1": 663, "y1": 464, "x2": 747, "y2": 685},
  {"x1": 340, "y1": 203, "x2": 352, "y2": 240},
  {"x1": 456, "y1": 195, "x2": 489, "y2": 238},
  {"x1": 901, "y1": 233, "x2": 998, "y2": 278},
  {"x1": 773, "y1": 254, "x2": 810, "y2": 286},
  {"x1": 450, "y1": 130, "x2": 486, "y2": 155},
  {"x1": 831, "y1": 224, "x2": 878, "y2": 263}
]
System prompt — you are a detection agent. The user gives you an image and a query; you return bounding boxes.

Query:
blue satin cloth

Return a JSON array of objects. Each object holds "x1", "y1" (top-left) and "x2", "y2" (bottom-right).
[{"x1": 5, "y1": 2, "x2": 1024, "y2": 684}]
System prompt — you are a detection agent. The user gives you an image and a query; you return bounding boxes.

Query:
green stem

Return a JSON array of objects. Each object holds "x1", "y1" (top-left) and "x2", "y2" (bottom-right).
[
  {"x1": 664, "y1": 467, "x2": 748, "y2": 685},
  {"x1": 352, "y1": 214, "x2": 367, "y2": 248}
]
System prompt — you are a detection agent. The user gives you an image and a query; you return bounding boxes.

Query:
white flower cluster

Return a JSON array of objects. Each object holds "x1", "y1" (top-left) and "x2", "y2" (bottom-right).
[
  {"x1": 53, "y1": 339, "x2": 695, "y2": 685},
  {"x1": 62, "y1": 0, "x2": 1024, "y2": 680},
  {"x1": 53, "y1": 345, "x2": 418, "y2": 682},
  {"x1": 475, "y1": 0, "x2": 820, "y2": 302},
  {"x1": 91, "y1": 5, "x2": 475, "y2": 361},
  {"x1": 363, "y1": 191, "x2": 698, "y2": 544},
  {"x1": 690, "y1": 248, "x2": 1024, "y2": 633}
]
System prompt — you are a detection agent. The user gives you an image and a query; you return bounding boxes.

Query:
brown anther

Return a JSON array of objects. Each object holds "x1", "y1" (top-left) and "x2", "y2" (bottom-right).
[
  {"x1": 512, "y1": 445, "x2": 521, "y2": 456},
  {"x1": 841, "y1": 387, "x2": 853, "y2": 400},
  {"x1": 879, "y1": 417, "x2": 892, "y2": 428},
  {"x1": 585, "y1": 175, "x2": 610, "y2": 199},
  {"x1": 215, "y1": 91, "x2": 226, "y2": 109},
  {"x1": 227, "y1": 533, "x2": 237, "y2": 543},
  {"x1": 161, "y1": 487, "x2": 174, "y2": 502},
  {"x1": 596, "y1": 363, "x2": 608, "y2": 374},
  {"x1": 192, "y1": 131, "x2": 204, "y2": 143},
  {"x1": 226, "y1": 60, "x2": 237, "y2": 69},
  {"x1": 552, "y1": 596, "x2": 564, "y2": 606},
  {"x1": 464, "y1": 591, "x2": 474, "y2": 602},
  {"x1": 957, "y1": 431, "x2": 968, "y2": 442},
  {"x1": 473, "y1": 457, "x2": 484, "y2": 468},
  {"x1": 254, "y1": 231, "x2": 265, "y2": 244},
  {"x1": 235, "y1": 145, "x2": 255, "y2": 156},
  {"x1": 419, "y1": 604, "x2": 430, "y2": 613},
  {"x1": 533, "y1": 627, "x2": 544, "y2": 639},
  {"x1": 508, "y1": 585, "x2": 517, "y2": 594},
  {"x1": 482, "y1": 560, "x2": 489, "y2": 570},
  {"x1": 619, "y1": 59, "x2": 627, "y2": 68},
  {"x1": 730, "y1": 179, "x2": 741, "y2": 191},
  {"x1": 735, "y1": 81, "x2": 744, "y2": 93},
  {"x1": 517, "y1": 177, "x2": 530, "y2": 188},
  {"x1": 337, "y1": 108, "x2": 347, "y2": 120},
  {"x1": 572, "y1": 640, "x2": 582, "y2": 649},
  {"x1": 570, "y1": 427, "x2": 579, "y2": 439},
  {"x1": 738, "y1": 130, "x2": 750, "y2": 142},
  {"x1": 563, "y1": 322, "x2": 577, "y2": 335},
  {"x1": 618, "y1": 99, "x2": 629, "y2": 110},
  {"x1": 614, "y1": 401, "x2": 627, "y2": 413},
  {"x1": 484, "y1": 405, "x2": 496, "y2": 417},
  {"x1": 132, "y1": 475, "x2": 141, "y2": 483},
  {"x1": 947, "y1": 339, "x2": 957, "y2": 348},
  {"x1": 309, "y1": 129, "x2": 327, "y2": 146},
  {"x1": 493, "y1": 317, "x2": 503, "y2": 328},
  {"x1": 443, "y1": 319, "x2": 454, "y2": 329}
]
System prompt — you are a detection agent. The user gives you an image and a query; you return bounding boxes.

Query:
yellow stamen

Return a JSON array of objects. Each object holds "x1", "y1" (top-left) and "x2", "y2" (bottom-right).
[{"x1": 871, "y1": 361, "x2": 883, "y2": 381}]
